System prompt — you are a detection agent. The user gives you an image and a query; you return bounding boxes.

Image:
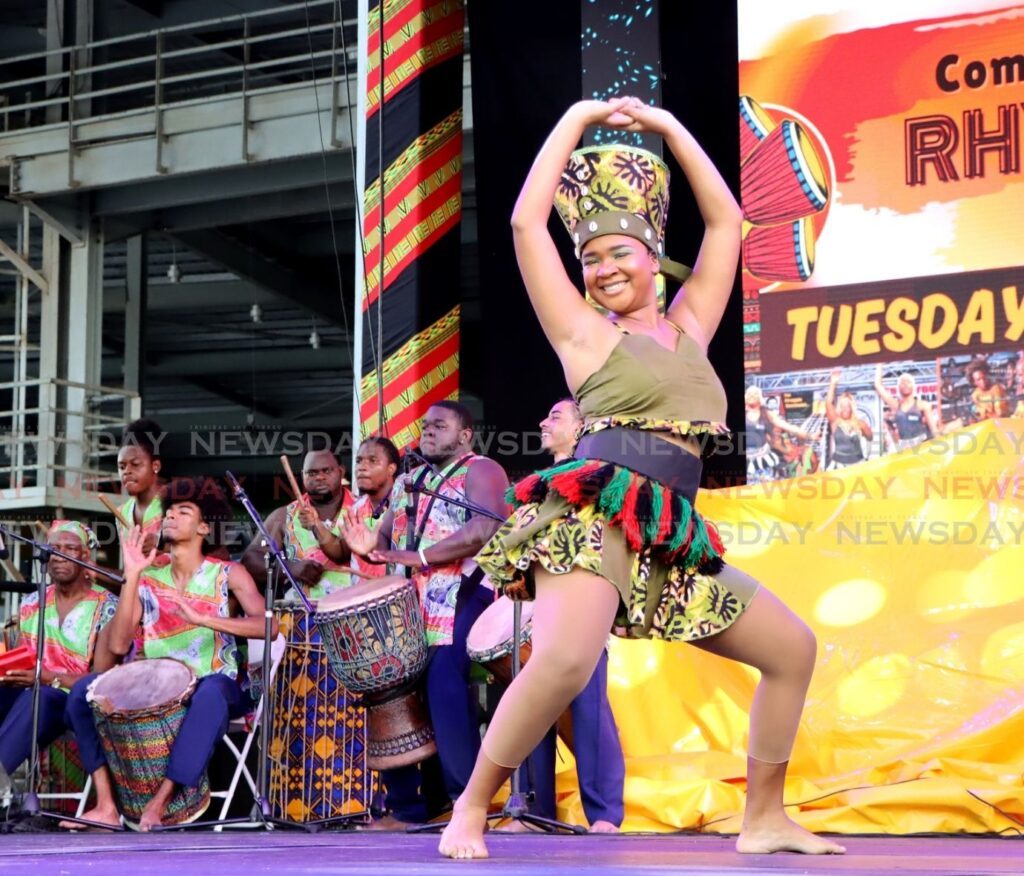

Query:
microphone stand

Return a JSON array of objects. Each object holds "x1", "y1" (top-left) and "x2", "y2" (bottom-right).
[
  {"x1": 0, "y1": 524, "x2": 126, "y2": 831},
  {"x1": 154, "y1": 471, "x2": 315, "y2": 832},
  {"x1": 400, "y1": 473, "x2": 582, "y2": 836}
]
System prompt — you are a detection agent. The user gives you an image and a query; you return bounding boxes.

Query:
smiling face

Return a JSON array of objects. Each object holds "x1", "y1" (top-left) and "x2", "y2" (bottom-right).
[
  {"x1": 540, "y1": 400, "x2": 582, "y2": 457},
  {"x1": 580, "y1": 234, "x2": 659, "y2": 315},
  {"x1": 897, "y1": 373, "x2": 916, "y2": 398},
  {"x1": 118, "y1": 445, "x2": 160, "y2": 496}
]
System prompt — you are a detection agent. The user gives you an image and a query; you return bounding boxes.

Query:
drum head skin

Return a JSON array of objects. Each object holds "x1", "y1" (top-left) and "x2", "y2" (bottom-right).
[
  {"x1": 316, "y1": 575, "x2": 410, "y2": 611},
  {"x1": 466, "y1": 596, "x2": 535, "y2": 660},
  {"x1": 88, "y1": 658, "x2": 195, "y2": 714}
]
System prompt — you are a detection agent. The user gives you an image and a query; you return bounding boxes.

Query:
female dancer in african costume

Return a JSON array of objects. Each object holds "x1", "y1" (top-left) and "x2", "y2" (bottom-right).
[{"x1": 437, "y1": 98, "x2": 845, "y2": 859}]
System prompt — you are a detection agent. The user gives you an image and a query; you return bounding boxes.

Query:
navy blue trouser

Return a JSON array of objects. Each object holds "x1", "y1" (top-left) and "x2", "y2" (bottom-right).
[
  {"x1": 0, "y1": 686, "x2": 70, "y2": 774},
  {"x1": 523, "y1": 649, "x2": 625, "y2": 827},
  {"x1": 66, "y1": 671, "x2": 248, "y2": 789},
  {"x1": 383, "y1": 577, "x2": 493, "y2": 822}
]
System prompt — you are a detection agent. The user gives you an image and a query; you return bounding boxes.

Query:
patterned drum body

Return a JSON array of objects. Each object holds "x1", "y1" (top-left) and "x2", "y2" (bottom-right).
[
  {"x1": 316, "y1": 577, "x2": 437, "y2": 770},
  {"x1": 466, "y1": 596, "x2": 574, "y2": 751},
  {"x1": 269, "y1": 605, "x2": 373, "y2": 822},
  {"x1": 87, "y1": 659, "x2": 209, "y2": 825}
]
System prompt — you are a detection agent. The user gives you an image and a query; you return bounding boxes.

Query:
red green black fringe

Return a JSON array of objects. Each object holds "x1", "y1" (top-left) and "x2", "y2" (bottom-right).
[{"x1": 506, "y1": 457, "x2": 725, "y2": 574}]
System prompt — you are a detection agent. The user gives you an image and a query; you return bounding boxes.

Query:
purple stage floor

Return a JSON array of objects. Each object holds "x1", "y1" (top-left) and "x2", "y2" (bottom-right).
[{"x1": 0, "y1": 831, "x2": 1021, "y2": 875}]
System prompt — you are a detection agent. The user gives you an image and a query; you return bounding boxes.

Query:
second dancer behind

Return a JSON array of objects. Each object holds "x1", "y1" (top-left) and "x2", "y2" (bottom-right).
[
  {"x1": 341, "y1": 402, "x2": 509, "y2": 826},
  {"x1": 437, "y1": 98, "x2": 845, "y2": 858},
  {"x1": 527, "y1": 398, "x2": 624, "y2": 832}
]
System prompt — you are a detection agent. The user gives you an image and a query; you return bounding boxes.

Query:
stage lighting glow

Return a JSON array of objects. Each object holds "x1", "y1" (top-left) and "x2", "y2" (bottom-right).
[
  {"x1": 915, "y1": 569, "x2": 977, "y2": 623},
  {"x1": 980, "y1": 622, "x2": 1024, "y2": 681},
  {"x1": 836, "y1": 653, "x2": 912, "y2": 718},
  {"x1": 814, "y1": 579, "x2": 887, "y2": 627},
  {"x1": 963, "y1": 552, "x2": 1024, "y2": 609}
]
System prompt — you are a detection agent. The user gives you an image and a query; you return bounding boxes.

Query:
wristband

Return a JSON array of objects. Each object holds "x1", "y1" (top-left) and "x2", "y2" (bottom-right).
[{"x1": 418, "y1": 547, "x2": 429, "y2": 567}]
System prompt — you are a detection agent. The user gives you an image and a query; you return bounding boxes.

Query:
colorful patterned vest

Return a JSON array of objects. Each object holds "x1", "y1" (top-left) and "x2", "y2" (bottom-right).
[
  {"x1": 282, "y1": 491, "x2": 356, "y2": 600},
  {"x1": 390, "y1": 455, "x2": 479, "y2": 647},
  {"x1": 118, "y1": 495, "x2": 164, "y2": 558},
  {"x1": 20, "y1": 585, "x2": 117, "y2": 691},
  {"x1": 137, "y1": 558, "x2": 239, "y2": 680},
  {"x1": 350, "y1": 493, "x2": 388, "y2": 577}
]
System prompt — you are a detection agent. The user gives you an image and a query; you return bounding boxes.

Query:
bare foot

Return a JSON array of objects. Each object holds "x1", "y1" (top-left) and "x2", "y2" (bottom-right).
[
  {"x1": 589, "y1": 820, "x2": 619, "y2": 834},
  {"x1": 737, "y1": 815, "x2": 846, "y2": 855},
  {"x1": 438, "y1": 804, "x2": 489, "y2": 860},
  {"x1": 60, "y1": 803, "x2": 120, "y2": 831},
  {"x1": 138, "y1": 799, "x2": 167, "y2": 832}
]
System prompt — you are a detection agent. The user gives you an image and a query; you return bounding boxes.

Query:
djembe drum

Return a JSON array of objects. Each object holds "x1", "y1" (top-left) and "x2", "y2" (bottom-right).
[
  {"x1": 315, "y1": 577, "x2": 436, "y2": 770},
  {"x1": 268, "y1": 603, "x2": 373, "y2": 823},
  {"x1": 739, "y1": 94, "x2": 776, "y2": 164},
  {"x1": 87, "y1": 659, "x2": 209, "y2": 825},
  {"x1": 741, "y1": 119, "x2": 829, "y2": 225},
  {"x1": 743, "y1": 217, "x2": 816, "y2": 283},
  {"x1": 466, "y1": 595, "x2": 574, "y2": 751}
]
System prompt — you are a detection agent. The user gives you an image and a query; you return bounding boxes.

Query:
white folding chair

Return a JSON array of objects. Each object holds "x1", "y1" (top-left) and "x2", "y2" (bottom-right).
[
  {"x1": 35, "y1": 733, "x2": 94, "y2": 818},
  {"x1": 211, "y1": 634, "x2": 286, "y2": 829}
]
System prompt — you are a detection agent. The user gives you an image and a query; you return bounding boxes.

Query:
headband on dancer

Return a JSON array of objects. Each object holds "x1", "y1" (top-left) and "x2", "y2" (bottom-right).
[{"x1": 553, "y1": 143, "x2": 692, "y2": 286}]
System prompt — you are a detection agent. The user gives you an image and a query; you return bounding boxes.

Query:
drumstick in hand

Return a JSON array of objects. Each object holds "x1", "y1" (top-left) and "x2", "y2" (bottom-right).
[
  {"x1": 99, "y1": 494, "x2": 132, "y2": 530},
  {"x1": 280, "y1": 455, "x2": 305, "y2": 505}
]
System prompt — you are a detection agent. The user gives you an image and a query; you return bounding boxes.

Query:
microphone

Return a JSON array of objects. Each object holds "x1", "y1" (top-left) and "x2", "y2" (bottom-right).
[
  {"x1": 371, "y1": 498, "x2": 390, "y2": 520},
  {"x1": 224, "y1": 470, "x2": 242, "y2": 497},
  {"x1": 405, "y1": 447, "x2": 446, "y2": 481}
]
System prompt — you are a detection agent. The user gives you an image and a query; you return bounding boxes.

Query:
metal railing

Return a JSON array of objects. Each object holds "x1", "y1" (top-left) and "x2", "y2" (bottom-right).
[
  {"x1": 0, "y1": 377, "x2": 139, "y2": 494},
  {"x1": 0, "y1": 0, "x2": 356, "y2": 146}
]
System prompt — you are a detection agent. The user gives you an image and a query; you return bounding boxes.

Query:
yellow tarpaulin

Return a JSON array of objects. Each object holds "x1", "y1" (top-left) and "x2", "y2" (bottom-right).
[{"x1": 555, "y1": 420, "x2": 1024, "y2": 835}]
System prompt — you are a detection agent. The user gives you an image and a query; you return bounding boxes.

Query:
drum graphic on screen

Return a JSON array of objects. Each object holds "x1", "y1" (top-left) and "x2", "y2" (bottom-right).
[
  {"x1": 739, "y1": 95, "x2": 776, "y2": 163},
  {"x1": 743, "y1": 217, "x2": 815, "y2": 282},
  {"x1": 741, "y1": 119, "x2": 828, "y2": 225}
]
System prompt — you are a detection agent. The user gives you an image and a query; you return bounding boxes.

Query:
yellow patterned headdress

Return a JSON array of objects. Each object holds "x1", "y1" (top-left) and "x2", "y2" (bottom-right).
[
  {"x1": 48, "y1": 520, "x2": 97, "y2": 549},
  {"x1": 553, "y1": 143, "x2": 691, "y2": 285}
]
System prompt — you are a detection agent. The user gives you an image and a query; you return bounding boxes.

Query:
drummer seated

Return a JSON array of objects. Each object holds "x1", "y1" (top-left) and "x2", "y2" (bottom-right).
[
  {"x1": 0, "y1": 522, "x2": 118, "y2": 780},
  {"x1": 62, "y1": 478, "x2": 273, "y2": 831}
]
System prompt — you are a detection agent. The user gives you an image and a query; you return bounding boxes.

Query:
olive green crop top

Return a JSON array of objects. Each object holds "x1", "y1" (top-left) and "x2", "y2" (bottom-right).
[{"x1": 575, "y1": 324, "x2": 728, "y2": 437}]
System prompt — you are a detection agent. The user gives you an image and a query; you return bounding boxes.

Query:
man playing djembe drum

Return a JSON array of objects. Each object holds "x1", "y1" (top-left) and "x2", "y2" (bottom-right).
[
  {"x1": 64, "y1": 478, "x2": 271, "y2": 831},
  {"x1": 342, "y1": 401, "x2": 509, "y2": 827}
]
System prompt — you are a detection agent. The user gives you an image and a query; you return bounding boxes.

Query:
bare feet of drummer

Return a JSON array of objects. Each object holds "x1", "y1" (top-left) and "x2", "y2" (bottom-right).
[
  {"x1": 59, "y1": 800, "x2": 120, "y2": 831},
  {"x1": 736, "y1": 813, "x2": 846, "y2": 855},
  {"x1": 138, "y1": 779, "x2": 175, "y2": 832},
  {"x1": 438, "y1": 803, "x2": 489, "y2": 860}
]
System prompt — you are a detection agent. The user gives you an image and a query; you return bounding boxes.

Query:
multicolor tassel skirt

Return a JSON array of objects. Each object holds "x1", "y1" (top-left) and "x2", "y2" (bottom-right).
[{"x1": 476, "y1": 428, "x2": 760, "y2": 642}]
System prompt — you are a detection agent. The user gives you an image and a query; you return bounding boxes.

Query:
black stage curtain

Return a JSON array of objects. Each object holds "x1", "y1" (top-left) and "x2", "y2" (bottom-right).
[{"x1": 468, "y1": 1, "x2": 743, "y2": 485}]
